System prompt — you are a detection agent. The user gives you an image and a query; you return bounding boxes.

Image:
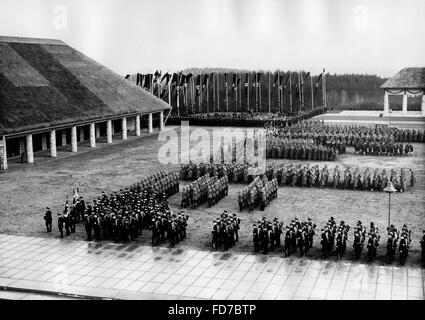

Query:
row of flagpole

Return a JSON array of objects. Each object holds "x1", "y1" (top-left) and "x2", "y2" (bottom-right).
[{"x1": 126, "y1": 70, "x2": 327, "y2": 116}]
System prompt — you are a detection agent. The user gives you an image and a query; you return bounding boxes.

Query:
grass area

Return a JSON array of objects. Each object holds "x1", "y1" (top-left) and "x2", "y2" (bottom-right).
[{"x1": 0, "y1": 126, "x2": 424, "y2": 267}]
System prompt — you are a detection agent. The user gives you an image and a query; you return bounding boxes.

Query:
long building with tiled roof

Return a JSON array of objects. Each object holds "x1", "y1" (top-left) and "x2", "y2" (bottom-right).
[{"x1": 0, "y1": 36, "x2": 170, "y2": 170}]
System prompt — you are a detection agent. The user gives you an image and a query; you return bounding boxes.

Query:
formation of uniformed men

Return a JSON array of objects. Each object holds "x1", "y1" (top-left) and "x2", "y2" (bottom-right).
[
  {"x1": 207, "y1": 176, "x2": 229, "y2": 207},
  {"x1": 253, "y1": 217, "x2": 283, "y2": 254},
  {"x1": 181, "y1": 162, "x2": 249, "y2": 183},
  {"x1": 181, "y1": 173, "x2": 229, "y2": 208},
  {"x1": 171, "y1": 107, "x2": 325, "y2": 127},
  {"x1": 320, "y1": 217, "x2": 349, "y2": 259},
  {"x1": 262, "y1": 163, "x2": 415, "y2": 192},
  {"x1": 211, "y1": 211, "x2": 240, "y2": 251},
  {"x1": 282, "y1": 218, "x2": 316, "y2": 257},
  {"x1": 385, "y1": 224, "x2": 412, "y2": 266},
  {"x1": 238, "y1": 176, "x2": 278, "y2": 211},
  {"x1": 354, "y1": 141, "x2": 414, "y2": 157},
  {"x1": 52, "y1": 171, "x2": 185, "y2": 246},
  {"x1": 57, "y1": 196, "x2": 85, "y2": 237},
  {"x1": 267, "y1": 119, "x2": 425, "y2": 144},
  {"x1": 266, "y1": 137, "x2": 337, "y2": 161}
]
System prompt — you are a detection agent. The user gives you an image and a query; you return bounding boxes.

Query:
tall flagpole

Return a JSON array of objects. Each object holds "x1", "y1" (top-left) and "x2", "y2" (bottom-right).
[
  {"x1": 323, "y1": 69, "x2": 327, "y2": 110},
  {"x1": 268, "y1": 71, "x2": 271, "y2": 113},
  {"x1": 212, "y1": 74, "x2": 215, "y2": 113},
  {"x1": 254, "y1": 71, "x2": 258, "y2": 112},
  {"x1": 298, "y1": 72, "x2": 301, "y2": 111},
  {"x1": 257, "y1": 74, "x2": 262, "y2": 112},
  {"x1": 235, "y1": 74, "x2": 238, "y2": 112},
  {"x1": 158, "y1": 76, "x2": 161, "y2": 98},
  {"x1": 168, "y1": 78, "x2": 171, "y2": 106},
  {"x1": 289, "y1": 72, "x2": 292, "y2": 113},
  {"x1": 191, "y1": 76, "x2": 194, "y2": 113},
  {"x1": 224, "y1": 77, "x2": 229, "y2": 112},
  {"x1": 247, "y1": 73, "x2": 250, "y2": 112},
  {"x1": 239, "y1": 72, "x2": 242, "y2": 111},
  {"x1": 177, "y1": 84, "x2": 180, "y2": 116},
  {"x1": 199, "y1": 73, "x2": 202, "y2": 113},
  {"x1": 277, "y1": 71, "x2": 280, "y2": 113},
  {"x1": 311, "y1": 75, "x2": 314, "y2": 110},
  {"x1": 217, "y1": 73, "x2": 220, "y2": 111},
  {"x1": 300, "y1": 71, "x2": 304, "y2": 108}
]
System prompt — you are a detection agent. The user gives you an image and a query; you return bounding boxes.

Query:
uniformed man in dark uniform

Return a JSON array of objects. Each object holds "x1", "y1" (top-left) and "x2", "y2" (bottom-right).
[
  {"x1": 58, "y1": 213, "x2": 64, "y2": 237},
  {"x1": 44, "y1": 207, "x2": 52, "y2": 232}
]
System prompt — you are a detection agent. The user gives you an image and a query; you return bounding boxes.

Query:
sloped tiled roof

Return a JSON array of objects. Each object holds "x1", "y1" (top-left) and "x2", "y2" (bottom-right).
[
  {"x1": 0, "y1": 36, "x2": 170, "y2": 136},
  {"x1": 381, "y1": 67, "x2": 425, "y2": 89}
]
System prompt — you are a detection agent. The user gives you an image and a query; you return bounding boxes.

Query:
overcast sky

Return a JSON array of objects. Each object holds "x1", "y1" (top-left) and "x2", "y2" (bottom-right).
[{"x1": 0, "y1": 0, "x2": 424, "y2": 77}]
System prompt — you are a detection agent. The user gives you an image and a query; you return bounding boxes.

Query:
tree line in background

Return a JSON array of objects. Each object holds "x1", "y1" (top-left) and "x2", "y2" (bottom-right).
[
  {"x1": 125, "y1": 70, "x2": 422, "y2": 114},
  {"x1": 125, "y1": 69, "x2": 326, "y2": 116}
]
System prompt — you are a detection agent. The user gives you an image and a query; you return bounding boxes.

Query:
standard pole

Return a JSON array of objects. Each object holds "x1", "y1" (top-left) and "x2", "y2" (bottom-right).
[
  {"x1": 177, "y1": 87, "x2": 180, "y2": 116},
  {"x1": 298, "y1": 72, "x2": 302, "y2": 110},
  {"x1": 311, "y1": 75, "x2": 314, "y2": 110},
  {"x1": 168, "y1": 80, "x2": 171, "y2": 106},
  {"x1": 191, "y1": 77, "x2": 194, "y2": 113},
  {"x1": 239, "y1": 72, "x2": 242, "y2": 111},
  {"x1": 257, "y1": 76, "x2": 262, "y2": 112},
  {"x1": 198, "y1": 73, "x2": 202, "y2": 113},
  {"x1": 247, "y1": 73, "x2": 249, "y2": 112},
  {"x1": 226, "y1": 77, "x2": 229, "y2": 112},
  {"x1": 268, "y1": 71, "x2": 271, "y2": 113},
  {"x1": 255, "y1": 71, "x2": 258, "y2": 112},
  {"x1": 277, "y1": 71, "x2": 280, "y2": 113},
  {"x1": 217, "y1": 73, "x2": 220, "y2": 111},
  {"x1": 206, "y1": 75, "x2": 209, "y2": 113},
  {"x1": 212, "y1": 73, "x2": 216, "y2": 112},
  {"x1": 388, "y1": 193, "x2": 391, "y2": 229}
]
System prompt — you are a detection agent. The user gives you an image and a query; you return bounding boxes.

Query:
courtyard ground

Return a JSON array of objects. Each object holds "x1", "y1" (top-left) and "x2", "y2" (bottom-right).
[{"x1": 0, "y1": 125, "x2": 424, "y2": 267}]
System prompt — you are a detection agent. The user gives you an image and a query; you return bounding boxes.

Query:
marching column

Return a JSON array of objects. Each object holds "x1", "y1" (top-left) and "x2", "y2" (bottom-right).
[
  {"x1": 159, "y1": 111, "x2": 164, "y2": 131},
  {"x1": 402, "y1": 92, "x2": 408, "y2": 115},
  {"x1": 122, "y1": 117, "x2": 127, "y2": 140},
  {"x1": 148, "y1": 113, "x2": 153, "y2": 133},
  {"x1": 41, "y1": 134, "x2": 47, "y2": 150},
  {"x1": 135, "y1": 115, "x2": 141, "y2": 136},
  {"x1": 90, "y1": 123, "x2": 96, "y2": 148},
  {"x1": 50, "y1": 130, "x2": 57, "y2": 157},
  {"x1": 1, "y1": 136, "x2": 7, "y2": 170},
  {"x1": 71, "y1": 126, "x2": 77, "y2": 152},
  {"x1": 26, "y1": 134, "x2": 34, "y2": 164},
  {"x1": 106, "y1": 120, "x2": 113, "y2": 143}
]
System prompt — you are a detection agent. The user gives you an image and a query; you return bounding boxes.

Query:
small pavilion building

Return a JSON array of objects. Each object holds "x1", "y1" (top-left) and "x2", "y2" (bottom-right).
[
  {"x1": 381, "y1": 67, "x2": 425, "y2": 116},
  {"x1": 0, "y1": 36, "x2": 170, "y2": 171}
]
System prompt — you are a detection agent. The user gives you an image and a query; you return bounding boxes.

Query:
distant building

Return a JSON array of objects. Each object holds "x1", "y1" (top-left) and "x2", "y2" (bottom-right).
[
  {"x1": 381, "y1": 67, "x2": 425, "y2": 116},
  {"x1": 0, "y1": 36, "x2": 170, "y2": 171}
]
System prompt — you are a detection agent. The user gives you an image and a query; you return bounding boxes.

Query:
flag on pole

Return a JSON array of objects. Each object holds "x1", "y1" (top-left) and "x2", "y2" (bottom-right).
[
  {"x1": 314, "y1": 73, "x2": 323, "y2": 95},
  {"x1": 195, "y1": 74, "x2": 201, "y2": 97},
  {"x1": 153, "y1": 71, "x2": 161, "y2": 82},
  {"x1": 244, "y1": 73, "x2": 249, "y2": 93},
  {"x1": 202, "y1": 74, "x2": 209, "y2": 91}
]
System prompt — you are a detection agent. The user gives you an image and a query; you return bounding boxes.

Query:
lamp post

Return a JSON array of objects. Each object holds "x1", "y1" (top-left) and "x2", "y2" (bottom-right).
[{"x1": 383, "y1": 181, "x2": 397, "y2": 229}]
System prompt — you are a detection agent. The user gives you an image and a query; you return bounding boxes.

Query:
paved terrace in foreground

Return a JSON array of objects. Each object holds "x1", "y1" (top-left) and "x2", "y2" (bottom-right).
[{"x1": 0, "y1": 234, "x2": 423, "y2": 300}]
